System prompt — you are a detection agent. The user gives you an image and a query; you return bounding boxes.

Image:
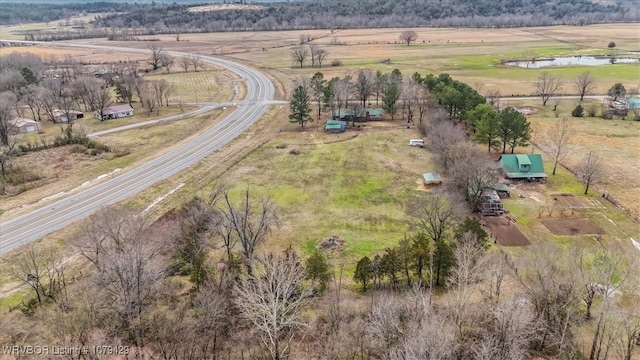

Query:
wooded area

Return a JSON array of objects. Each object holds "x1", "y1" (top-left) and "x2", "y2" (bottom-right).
[{"x1": 3, "y1": 0, "x2": 638, "y2": 30}]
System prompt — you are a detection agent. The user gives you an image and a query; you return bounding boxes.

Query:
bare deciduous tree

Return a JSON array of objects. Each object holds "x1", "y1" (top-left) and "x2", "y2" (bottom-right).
[
  {"x1": 544, "y1": 117, "x2": 572, "y2": 175},
  {"x1": 511, "y1": 243, "x2": 582, "y2": 356},
  {"x1": 474, "y1": 297, "x2": 534, "y2": 360},
  {"x1": 178, "y1": 55, "x2": 191, "y2": 72},
  {"x1": 291, "y1": 45, "x2": 309, "y2": 68},
  {"x1": 216, "y1": 188, "x2": 278, "y2": 276},
  {"x1": 8, "y1": 245, "x2": 66, "y2": 305},
  {"x1": 234, "y1": 252, "x2": 311, "y2": 360},
  {"x1": 0, "y1": 91, "x2": 17, "y2": 146},
  {"x1": 535, "y1": 72, "x2": 563, "y2": 106},
  {"x1": 399, "y1": 30, "x2": 418, "y2": 46},
  {"x1": 134, "y1": 80, "x2": 159, "y2": 115},
  {"x1": 75, "y1": 206, "x2": 165, "y2": 343},
  {"x1": 307, "y1": 44, "x2": 329, "y2": 68},
  {"x1": 159, "y1": 53, "x2": 174, "y2": 74},
  {"x1": 190, "y1": 54, "x2": 202, "y2": 72},
  {"x1": 355, "y1": 69, "x2": 374, "y2": 107},
  {"x1": 486, "y1": 89, "x2": 501, "y2": 110},
  {"x1": 574, "y1": 71, "x2": 596, "y2": 101},
  {"x1": 152, "y1": 79, "x2": 174, "y2": 107},
  {"x1": 577, "y1": 151, "x2": 604, "y2": 194},
  {"x1": 148, "y1": 44, "x2": 166, "y2": 71},
  {"x1": 447, "y1": 232, "x2": 489, "y2": 327}
]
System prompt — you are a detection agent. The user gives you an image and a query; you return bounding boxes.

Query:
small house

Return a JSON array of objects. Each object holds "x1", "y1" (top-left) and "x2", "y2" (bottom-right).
[
  {"x1": 422, "y1": 172, "x2": 442, "y2": 185},
  {"x1": 628, "y1": 97, "x2": 640, "y2": 111},
  {"x1": 95, "y1": 104, "x2": 134, "y2": 120},
  {"x1": 9, "y1": 118, "x2": 41, "y2": 135},
  {"x1": 333, "y1": 108, "x2": 384, "y2": 122},
  {"x1": 499, "y1": 154, "x2": 547, "y2": 182},
  {"x1": 52, "y1": 109, "x2": 84, "y2": 123},
  {"x1": 365, "y1": 108, "x2": 384, "y2": 120},
  {"x1": 325, "y1": 119, "x2": 346, "y2": 133}
]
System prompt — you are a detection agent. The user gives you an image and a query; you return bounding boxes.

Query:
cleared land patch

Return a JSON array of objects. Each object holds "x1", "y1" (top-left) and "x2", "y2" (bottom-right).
[
  {"x1": 552, "y1": 193, "x2": 589, "y2": 208},
  {"x1": 483, "y1": 217, "x2": 531, "y2": 246},
  {"x1": 541, "y1": 218, "x2": 604, "y2": 235}
]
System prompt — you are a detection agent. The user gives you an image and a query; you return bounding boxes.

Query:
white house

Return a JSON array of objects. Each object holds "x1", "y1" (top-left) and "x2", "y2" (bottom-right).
[{"x1": 95, "y1": 104, "x2": 134, "y2": 120}]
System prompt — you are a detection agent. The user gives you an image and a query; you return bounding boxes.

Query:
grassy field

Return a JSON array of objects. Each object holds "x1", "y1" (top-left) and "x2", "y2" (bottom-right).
[{"x1": 204, "y1": 126, "x2": 437, "y2": 270}]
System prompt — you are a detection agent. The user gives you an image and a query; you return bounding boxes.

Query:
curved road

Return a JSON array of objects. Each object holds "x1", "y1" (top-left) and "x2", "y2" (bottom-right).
[{"x1": 0, "y1": 42, "x2": 276, "y2": 255}]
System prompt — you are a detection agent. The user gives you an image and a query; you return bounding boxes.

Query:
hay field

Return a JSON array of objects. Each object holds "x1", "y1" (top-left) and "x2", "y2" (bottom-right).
[{"x1": 217, "y1": 126, "x2": 439, "y2": 267}]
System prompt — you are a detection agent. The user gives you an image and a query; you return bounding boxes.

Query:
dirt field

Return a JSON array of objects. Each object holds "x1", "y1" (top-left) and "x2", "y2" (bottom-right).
[
  {"x1": 483, "y1": 216, "x2": 531, "y2": 246},
  {"x1": 541, "y1": 218, "x2": 604, "y2": 235},
  {"x1": 552, "y1": 193, "x2": 589, "y2": 208}
]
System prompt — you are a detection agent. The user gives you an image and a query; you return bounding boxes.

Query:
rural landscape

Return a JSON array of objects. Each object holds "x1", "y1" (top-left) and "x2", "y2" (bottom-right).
[{"x1": 0, "y1": 1, "x2": 639, "y2": 359}]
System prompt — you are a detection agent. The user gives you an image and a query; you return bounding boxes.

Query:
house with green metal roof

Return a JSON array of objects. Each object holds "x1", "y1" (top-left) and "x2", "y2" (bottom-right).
[
  {"x1": 499, "y1": 154, "x2": 547, "y2": 181},
  {"x1": 325, "y1": 119, "x2": 346, "y2": 133}
]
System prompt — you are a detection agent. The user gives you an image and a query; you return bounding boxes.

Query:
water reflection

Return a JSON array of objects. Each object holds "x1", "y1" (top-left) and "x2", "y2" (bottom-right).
[{"x1": 504, "y1": 56, "x2": 639, "y2": 68}]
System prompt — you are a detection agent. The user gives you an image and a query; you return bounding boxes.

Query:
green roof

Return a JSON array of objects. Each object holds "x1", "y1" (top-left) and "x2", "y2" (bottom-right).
[
  {"x1": 366, "y1": 108, "x2": 384, "y2": 117},
  {"x1": 515, "y1": 154, "x2": 531, "y2": 166},
  {"x1": 325, "y1": 124, "x2": 343, "y2": 129},
  {"x1": 422, "y1": 172, "x2": 442, "y2": 184},
  {"x1": 500, "y1": 154, "x2": 547, "y2": 179},
  {"x1": 326, "y1": 119, "x2": 346, "y2": 126}
]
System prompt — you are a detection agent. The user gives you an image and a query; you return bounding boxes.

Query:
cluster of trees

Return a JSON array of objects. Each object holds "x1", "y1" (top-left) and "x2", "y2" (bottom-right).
[
  {"x1": 86, "y1": 0, "x2": 637, "y2": 36},
  {"x1": 4, "y1": 188, "x2": 638, "y2": 359},
  {"x1": 0, "y1": 52, "x2": 180, "y2": 188},
  {"x1": 290, "y1": 69, "x2": 451, "y2": 128},
  {"x1": 290, "y1": 44, "x2": 329, "y2": 69},
  {"x1": 354, "y1": 214, "x2": 489, "y2": 291}
]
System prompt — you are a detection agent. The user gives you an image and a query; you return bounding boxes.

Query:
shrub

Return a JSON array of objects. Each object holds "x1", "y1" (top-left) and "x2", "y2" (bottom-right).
[
  {"x1": 5, "y1": 165, "x2": 42, "y2": 185},
  {"x1": 331, "y1": 59, "x2": 342, "y2": 67},
  {"x1": 608, "y1": 41, "x2": 616, "y2": 48},
  {"x1": 69, "y1": 144, "x2": 87, "y2": 154},
  {"x1": 571, "y1": 105, "x2": 584, "y2": 117}
]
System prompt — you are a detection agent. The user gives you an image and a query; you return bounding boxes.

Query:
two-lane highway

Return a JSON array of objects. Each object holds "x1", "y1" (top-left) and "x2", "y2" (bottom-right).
[{"x1": 0, "y1": 43, "x2": 276, "y2": 255}]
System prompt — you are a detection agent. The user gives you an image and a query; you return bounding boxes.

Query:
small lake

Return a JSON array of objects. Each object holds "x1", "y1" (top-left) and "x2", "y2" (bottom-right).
[{"x1": 504, "y1": 56, "x2": 639, "y2": 68}]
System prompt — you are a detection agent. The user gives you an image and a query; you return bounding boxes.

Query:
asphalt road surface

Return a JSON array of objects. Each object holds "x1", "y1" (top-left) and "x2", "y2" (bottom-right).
[{"x1": 0, "y1": 42, "x2": 276, "y2": 255}]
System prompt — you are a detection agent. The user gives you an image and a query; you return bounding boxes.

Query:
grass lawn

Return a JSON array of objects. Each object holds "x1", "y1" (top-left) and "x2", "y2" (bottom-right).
[{"x1": 211, "y1": 127, "x2": 436, "y2": 271}]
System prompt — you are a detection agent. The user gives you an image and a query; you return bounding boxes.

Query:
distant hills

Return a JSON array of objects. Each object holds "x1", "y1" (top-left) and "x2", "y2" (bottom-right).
[{"x1": 2, "y1": 0, "x2": 639, "y2": 30}]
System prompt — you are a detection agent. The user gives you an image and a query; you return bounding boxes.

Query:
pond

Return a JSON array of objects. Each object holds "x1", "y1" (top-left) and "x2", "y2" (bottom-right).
[{"x1": 503, "y1": 55, "x2": 639, "y2": 68}]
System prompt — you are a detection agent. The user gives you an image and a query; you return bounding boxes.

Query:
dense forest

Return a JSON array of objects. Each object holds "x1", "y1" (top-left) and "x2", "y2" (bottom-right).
[
  {"x1": 2, "y1": 0, "x2": 639, "y2": 29},
  {"x1": 92, "y1": 0, "x2": 639, "y2": 31}
]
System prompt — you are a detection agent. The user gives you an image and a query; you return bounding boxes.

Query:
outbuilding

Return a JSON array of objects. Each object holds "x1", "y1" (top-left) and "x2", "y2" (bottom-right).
[
  {"x1": 9, "y1": 118, "x2": 41, "y2": 135},
  {"x1": 52, "y1": 109, "x2": 84, "y2": 123},
  {"x1": 325, "y1": 119, "x2": 346, "y2": 133},
  {"x1": 422, "y1": 172, "x2": 442, "y2": 185}
]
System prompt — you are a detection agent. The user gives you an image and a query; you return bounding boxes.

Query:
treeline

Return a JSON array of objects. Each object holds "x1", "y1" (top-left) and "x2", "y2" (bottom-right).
[
  {"x1": 0, "y1": 2, "x2": 130, "y2": 25},
  {"x1": 88, "y1": 0, "x2": 638, "y2": 33}
]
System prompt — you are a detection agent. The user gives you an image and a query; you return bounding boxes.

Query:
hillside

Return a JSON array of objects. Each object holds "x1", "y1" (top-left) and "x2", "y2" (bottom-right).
[{"x1": 2, "y1": 0, "x2": 639, "y2": 28}]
